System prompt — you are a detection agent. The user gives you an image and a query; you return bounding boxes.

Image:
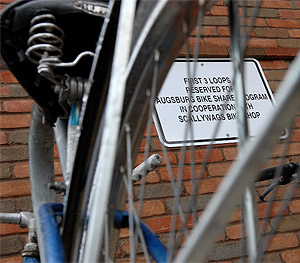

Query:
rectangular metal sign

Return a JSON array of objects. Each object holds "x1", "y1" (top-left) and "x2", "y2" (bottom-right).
[{"x1": 153, "y1": 59, "x2": 275, "y2": 147}]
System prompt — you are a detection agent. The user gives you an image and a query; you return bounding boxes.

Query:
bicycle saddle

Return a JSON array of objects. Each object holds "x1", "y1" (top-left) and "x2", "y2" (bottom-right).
[{"x1": 1, "y1": 0, "x2": 109, "y2": 125}]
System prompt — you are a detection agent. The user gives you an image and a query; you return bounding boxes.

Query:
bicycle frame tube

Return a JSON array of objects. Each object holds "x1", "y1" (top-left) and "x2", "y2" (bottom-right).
[{"x1": 29, "y1": 103, "x2": 57, "y2": 262}]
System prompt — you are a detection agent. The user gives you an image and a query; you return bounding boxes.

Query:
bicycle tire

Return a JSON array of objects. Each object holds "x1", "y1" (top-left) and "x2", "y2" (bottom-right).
[{"x1": 61, "y1": 0, "x2": 121, "y2": 260}]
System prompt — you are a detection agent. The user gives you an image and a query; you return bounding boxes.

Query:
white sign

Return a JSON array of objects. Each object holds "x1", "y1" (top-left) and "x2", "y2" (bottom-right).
[{"x1": 153, "y1": 59, "x2": 275, "y2": 147}]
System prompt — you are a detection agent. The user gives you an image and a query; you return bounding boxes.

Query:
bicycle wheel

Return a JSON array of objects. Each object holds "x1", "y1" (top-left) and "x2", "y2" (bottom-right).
[{"x1": 64, "y1": 0, "x2": 300, "y2": 262}]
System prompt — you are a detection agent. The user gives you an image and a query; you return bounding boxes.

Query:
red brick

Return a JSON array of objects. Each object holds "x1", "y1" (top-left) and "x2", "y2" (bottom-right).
[
  {"x1": 226, "y1": 222, "x2": 271, "y2": 239},
  {"x1": 54, "y1": 160, "x2": 63, "y2": 176},
  {"x1": 145, "y1": 214, "x2": 193, "y2": 234},
  {"x1": 3, "y1": 100, "x2": 33, "y2": 113},
  {"x1": 277, "y1": 39, "x2": 300, "y2": 48},
  {"x1": 191, "y1": 26, "x2": 218, "y2": 37},
  {"x1": 257, "y1": 201, "x2": 289, "y2": 219},
  {"x1": 291, "y1": 129, "x2": 300, "y2": 142},
  {"x1": 268, "y1": 70, "x2": 286, "y2": 81},
  {"x1": 204, "y1": 37, "x2": 231, "y2": 48},
  {"x1": 203, "y1": 16, "x2": 229, "y2": 26},
  {"x1": 185, "y1": 177, "x2": 222, "y2": 195},
  {"x1": 0, "y1": 180, "x2": 31, "y2": 198},
  {"x1": 161, "y1": 152, "x2": 178, "y2": 166},
  {"x1": 1, "y1": 145, "x2": 29, "y2": 162},
  {"x1": 144, "y1": 215, "x2": 173, "y2": 234},
  {"x1": 267, "y1": 19, "x2": 300, "y2": 28},
  {"x1": 0, "y1": 132, "x2": 7, "y2": 144},
  {"x1": 245, "y1": 47, "x2": 266, "y2": 59},
  {"x1": 207, "y1": 162, "x2": 231, "y2": 177},
  {"x1": 178, "y1": 148, "x2": 224, "y2": 164},
  {"x1": 267, "y1": 80, "x2": 280, "y2": 92},
  {"x1": 214, "y1": 0, "x2": 224, "y2": 6},
  {"x1": 0, "y1": 163, "x2": 11, "y2": 179},
  {"x1": 223, "y1": 147, "x2": 238, "y2": 161},
  {"x1": 151, "y1": 124, "x2": 158, "y2": 137},
  {"x1": 180, "y1": 44, "x2": 229, "y2": 58},
  {"x1": 125, "y1": 200, "x2": 165, "y2": 218},
  {"x1": 143, "y1": 123, "x2": 158, "y2": 137},
  {"x1": 0, "y1": 0, "x2": 15, "y2": 3},
  {"x1": 264, "y1": 71, "x2": 271, "y2": 80},
  {"x1": 261, "y1": 1, "x2": 292, "y2": 9},
  {"x1": 282, "y1": 249, "x2": 300, "y2": 263},
  {"x1": 147, "y1": 171, "x2": 160, "y2": 183},
  {"x1": 119, "y1": 239, "x2": 130, "y2": 255},
  {"x1": 289, "y1": 29, "x2": 300, "y2": 38},
  {"x1": 260, "y1": 60, "x2": 287, "y2": 70},
  {"x1": 275, "y1": 214, "x2": 300, "y2": 232},
  {"x1": 0, "y1": 71, "x2": 18, "y2": 83},
  {"x1": 272, "y1": 142, "x2": 300, "y2": 157},
  {"x1": 140, "y1": 138, "x2": 153, "y2": 152},
  {"x1": 218, "y1": 26, "x2": 230, "y2": 37},
  {"x1": 0, "y1": 86, "x2": 28, "y2": 98},
  {"x1": 149, "y1": 138, "x2": 162, "y2": 151},
  {"x1": 182, "y1": 37, "x2": 206, "y2": 53},
  {"x1": 0, "y1": 86, "x2": 11, "y2": 97},
  {"x1": 229, "y1": 208, "x2": 242, "y2": 223},
  {"x1": 295, "y1": 117, "x2": 300, "y2": 128},
  {"x1": 0, "y1": 257, "x2": 22, "y2": 263},
  {"x1": 13, "y1": 163, "x2": 30, "y2": 178},
  {"x1": 253, "y1": 18, "x2": 268, "y2": 27},
  {"x1": 280, "y1": 10, "x2": 300, "y2": 19},
  {"x1": 209, "y1": 6, "x2": 229, "y2": 16},
  {"x1": 248, "y1": 38, "x2": 278, "y2": 48},
  {"x1": 257, "y1": 8, "x2": 279, "y2": 18},
  {"x1": 53, "y1": 144, "x2": 60, "y2": 159},
  {"x1": 265, "y1": 47, "x2": 299, "y2": 59},
  {"x1": 289, "y1": 200, "x2": 300, "y2": 214},
  {"x1": 6, "y1": 129, "x2": 29, "y2": 145},
  {"x1": 0, "y1": 224, "x2": 28, "y2": 235},
  {"x1": 133, "y1": 170, "x2": 160, "y2": 185},
  {"x1": 292, "y1": 1, "x2": 300, "y2": 9},
  {"x1": 160, "y1": 165, "x2": 206, "y2": 182},
  {"x1": 198, "y1": 46, "x2": 229, "y2": 57},
  {"x1": 254, "y1": 28, "x2": 289, "y2": 38},
  {"x1": 202, "y1": 26, "x2": 218, "y2": 37},
  {"x1": 0, "y1": 114, "x2": 31, "y2": 128},
  {"x1": 226, "y1": 224, "x2": 242, "y2": 240},
  {"x1": 267, "y1": 233, "x2": 299, "y2": 251},
  {"x1": 119, "y1": 228, "x2": 129, "y2": 238}
]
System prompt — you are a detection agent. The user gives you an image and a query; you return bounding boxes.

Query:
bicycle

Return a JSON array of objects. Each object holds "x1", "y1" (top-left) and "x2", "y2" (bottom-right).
[{"x1": 0, "y1": 0, "x2": 300, "y2": 262}]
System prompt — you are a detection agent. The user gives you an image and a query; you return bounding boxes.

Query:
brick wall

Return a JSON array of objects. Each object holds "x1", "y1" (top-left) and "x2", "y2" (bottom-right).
[{"x1": 1, "y1": 0, "x2": 300, "y2": 262}]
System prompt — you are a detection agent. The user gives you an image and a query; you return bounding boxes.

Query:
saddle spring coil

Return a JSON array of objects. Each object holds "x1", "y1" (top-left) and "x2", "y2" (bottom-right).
[
  {"x1": 25, "y1": 13, "x2": 89, "y2": 116},
  {"x1": 25, "y1": 13, "x2": 65, "y2": 65}
]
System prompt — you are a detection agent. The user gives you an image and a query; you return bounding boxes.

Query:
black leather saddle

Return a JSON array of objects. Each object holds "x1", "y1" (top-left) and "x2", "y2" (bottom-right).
[{"x1": 1, "y1": 0, "x2": 109, "y2": 124}]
